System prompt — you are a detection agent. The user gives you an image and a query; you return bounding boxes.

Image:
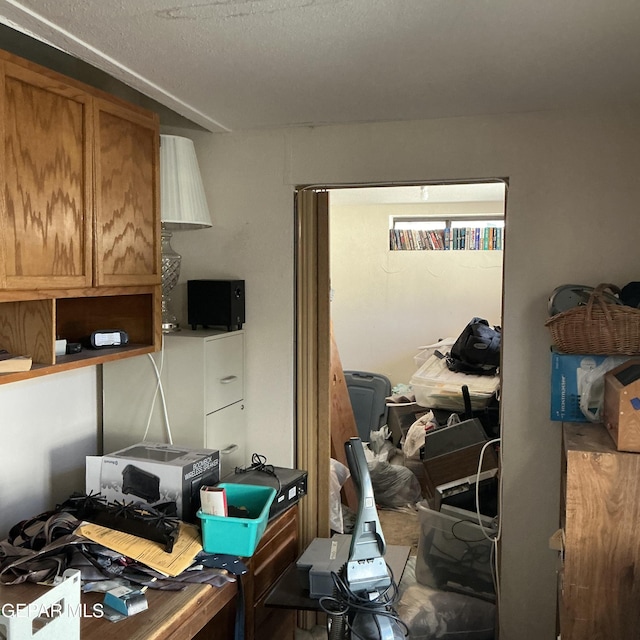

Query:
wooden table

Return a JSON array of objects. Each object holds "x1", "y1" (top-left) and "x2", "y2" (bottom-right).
[
  {"x1": 0, "y1": 578, "x2": 238, "y2": 640},
  {"x1": 0, "y1": 506, "x2": 300, "y2": 640}
]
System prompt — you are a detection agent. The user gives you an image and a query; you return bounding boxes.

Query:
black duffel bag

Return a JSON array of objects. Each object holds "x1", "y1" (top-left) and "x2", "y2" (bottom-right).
[{"x1": 446, "y1": 317, "x2": 501, "y2": 376}]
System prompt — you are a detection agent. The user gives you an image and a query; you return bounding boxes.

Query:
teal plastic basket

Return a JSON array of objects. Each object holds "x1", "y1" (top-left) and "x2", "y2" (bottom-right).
[{"x1": 197, "y1": 483, "x2": 277, "y2": 557}]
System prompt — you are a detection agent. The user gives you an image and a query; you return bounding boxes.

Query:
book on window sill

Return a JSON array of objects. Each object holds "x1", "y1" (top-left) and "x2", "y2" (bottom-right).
[{"x1": 0, "y1": 350, "x2": 33, "y2": 373}]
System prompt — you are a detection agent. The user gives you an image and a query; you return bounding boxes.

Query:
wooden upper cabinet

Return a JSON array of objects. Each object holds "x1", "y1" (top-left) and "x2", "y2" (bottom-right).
[
  {"x1": 0, "y1": 60, "x2": 93, "y2": 289},
  {"x1": 0, "y1": 50, "x2": 161, "y2": 382},
  {"x1": 0, "y1": 53, "x2": 161, "y2": 291},
  {"x1": 94, "y1": 100, "x2": 160, "y2": 287}
]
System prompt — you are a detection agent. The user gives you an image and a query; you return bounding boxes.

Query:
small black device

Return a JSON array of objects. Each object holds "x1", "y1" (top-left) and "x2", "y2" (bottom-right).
[
  {"x1": 85, "y1": 329, "x2": 129, "y2": 349},
  {"x1": 188, "y1": 279, "x2": 245, "y2": 331},
  {"x1": 122, "y1": 464, "x2": 161, "y2": 503},
  {"x1": 225, "y1": 465, "x2": 307, "y2": 519},
  {"x1": 65, "y1": 342, "x2": 82, "y2": 354}
]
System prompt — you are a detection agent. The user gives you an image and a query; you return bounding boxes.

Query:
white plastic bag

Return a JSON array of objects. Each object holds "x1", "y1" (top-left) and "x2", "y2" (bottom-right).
[
  {"x1": 368, "y1": 425, "x2": 395, "y2": 460},
  {"x1": 329, "y1": 458, "x2": 350, "y2": 533},
  {"x1": 579, "y1": 356, "x2": 629, "y2": 422},
  {"x1": 402, "y1": 410, "x2": 438, "y2": 459}
]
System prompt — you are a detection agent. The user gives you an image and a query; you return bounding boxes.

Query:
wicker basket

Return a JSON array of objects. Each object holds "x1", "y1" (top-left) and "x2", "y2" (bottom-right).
[{"x1": 545, "y1": 283, "x2": 640, "y2": 355}]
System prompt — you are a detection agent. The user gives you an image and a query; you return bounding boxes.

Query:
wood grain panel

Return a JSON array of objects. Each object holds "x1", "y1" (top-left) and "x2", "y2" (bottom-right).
[
  {"x1": 423, "y1": 442, "x2": 499, "y2": 495},
  {"x1": 94, "y1": 99, "x2": 160, "y2": 286},
  {"x1": 82, "y1": 583, "x2": 237, "y2": 640},
  {"x1": 1, "y1": 62, "x2": 92, "y2": 288},
  {"x1": 561, "y1": 423, "x2": 640, "y2": 639},
  {"x1": 330, "y1": 325, "x2": 359, "y2": 512},
  {"x1": 0, "y1": 299, "x2": 54, "y2": 364},
  {"x1": 56, "y1": 292, "x2": 154, "y2": 344},
  {"x1": 244, "y1": 506, "x2": 299, "y2": 640},
  {"x1": 295, "y1": 188, "x2": 331, "y2": 581},
  {"x1": 193, "y1": 596, "x2": 237, "y2": 639},
  {"x1": 0, "y1": 50, "x2": 161, "y2": 382},
  {"x1": 252, "y1": 508, "x2": 298, "y2": 600}
]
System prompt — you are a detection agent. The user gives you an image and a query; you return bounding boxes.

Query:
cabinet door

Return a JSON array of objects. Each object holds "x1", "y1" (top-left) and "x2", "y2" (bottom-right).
[
  {"x1": 205, "y1": 333, "x2": 244, "y2": 413},
  {"x1": 206, "y1": 401, "x2": 246, "y2": 479},
  {"x1": 94, "y1": 98, "x2": 160, "y2": 287},
  {"x1": 0, "y1": 60, "x2": 92, "y2": 289}
]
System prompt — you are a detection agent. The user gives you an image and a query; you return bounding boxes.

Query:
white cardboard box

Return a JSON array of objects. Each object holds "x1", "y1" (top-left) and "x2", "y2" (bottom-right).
[{"x1": 86, "y1": 442, "x2": 220, "y2": 521}]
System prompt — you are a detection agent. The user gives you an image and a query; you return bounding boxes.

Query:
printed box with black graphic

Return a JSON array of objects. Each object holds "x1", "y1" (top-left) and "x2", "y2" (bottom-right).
[
  {"x1": 550, "y1": 351, "x2": 630, "y2": 422},
  {"x1": 86, "y1": 442, "x2": 220, "y2": 521}
]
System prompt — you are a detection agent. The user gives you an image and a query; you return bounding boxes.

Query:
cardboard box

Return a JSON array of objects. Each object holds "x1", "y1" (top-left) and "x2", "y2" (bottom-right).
[
  {"x1": 86, "y1": 442, "x2": 220, "y2": 521},
  {"x1": 603, "y1": 358, "x2": 640, "y2": 452},
  {"x1": 550, "y1": 352, "x2": 610, "y2": 422}
]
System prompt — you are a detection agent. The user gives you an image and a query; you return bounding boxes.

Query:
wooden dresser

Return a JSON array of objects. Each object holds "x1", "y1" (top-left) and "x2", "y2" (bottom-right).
[
  {"x1": 559, "y1": 423, "x2": 640, "y2": 639},
  {"x1": 196, "y1": 504, "x2": 299, "y2": 640}
]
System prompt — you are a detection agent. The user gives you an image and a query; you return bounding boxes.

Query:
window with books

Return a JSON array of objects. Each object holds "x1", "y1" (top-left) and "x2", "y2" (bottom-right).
[{"x1": 389, "y1": 216, "x2": 504, "y2": 251}]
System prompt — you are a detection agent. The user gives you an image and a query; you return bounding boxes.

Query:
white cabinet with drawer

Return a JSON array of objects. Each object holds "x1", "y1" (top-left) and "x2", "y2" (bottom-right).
[{"x1": 102, "y1": 329, "x2": 246, "y2": 477}]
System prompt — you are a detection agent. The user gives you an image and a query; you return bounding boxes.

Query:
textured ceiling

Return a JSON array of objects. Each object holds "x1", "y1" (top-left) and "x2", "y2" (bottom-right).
[{"x1": 1, "y1": 0, "x2": 639, "y2": 133}]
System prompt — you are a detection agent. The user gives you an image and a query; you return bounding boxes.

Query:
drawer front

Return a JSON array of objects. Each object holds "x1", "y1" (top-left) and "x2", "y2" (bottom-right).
[
  {"x1": 251, "y1": 509, "x2": 299, "y2": 601},
  {"x1": 205, "y1": 333, "x2": 244, "y2": 413},
  {"x1": 206, "y1": 401, "x2": 246, "y2": 478}
]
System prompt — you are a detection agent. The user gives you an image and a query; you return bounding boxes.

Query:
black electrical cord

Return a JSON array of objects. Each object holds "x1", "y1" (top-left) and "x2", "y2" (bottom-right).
[
  {"x1": 318, "y1": 565, "x2": 409, "y2": 639},
  {"x1": 234, "y1": 453, "x2": 282, "y2": 494}
]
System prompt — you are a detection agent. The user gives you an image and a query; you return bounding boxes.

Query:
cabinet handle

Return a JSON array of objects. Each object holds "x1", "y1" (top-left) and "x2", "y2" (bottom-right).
[
  {"x1": 221, "y1": 444, "x2": 239, "y2": 455},
  {"x1": 220, "y1": 375, "x2": 238, "y2": 384}
]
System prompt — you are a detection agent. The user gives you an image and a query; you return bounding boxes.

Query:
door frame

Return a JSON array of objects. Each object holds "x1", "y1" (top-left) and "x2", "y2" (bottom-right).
[
  {"x1": 294, "y1": 180, "x2": 507, "y2": 551},
  {"x1": 295, "y1": 188, "x2": 331, "y2": 549}
]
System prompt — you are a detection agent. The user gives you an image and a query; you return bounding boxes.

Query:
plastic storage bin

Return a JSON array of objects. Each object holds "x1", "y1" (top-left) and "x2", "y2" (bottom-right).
[
  {"x1": 197, "y1": 483, "x2": 276, "y2": 557},
  {"x1": 344, "y1": 371, "x2": 391, "y2": 442},
  {"x1": 415, "y1": 502, "x2": 496, "y2": 600},
  {"x1": 410, "y1": 355, "x2": 499, "y2": 411},
  {"x1": 413, "y1": 338, "x2": 456, "y2": 369}
]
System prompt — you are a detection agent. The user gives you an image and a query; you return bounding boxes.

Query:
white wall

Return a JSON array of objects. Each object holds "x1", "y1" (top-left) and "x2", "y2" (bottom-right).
[
  {"x1": 168, "y1": 126, "x2": 298, "y2": 467},
  {"x1": 3, "y1": 106, "x2": 639, "y2": 640},
  {"x1": 329, "y1": 201, "x2": 503, "y2": 386},
  {"x1": 0, "y1": 368, "x2": 99, "y2": 538},
  {"x1": 174, "y1": 107, "x2": 640, "y2": 640}
]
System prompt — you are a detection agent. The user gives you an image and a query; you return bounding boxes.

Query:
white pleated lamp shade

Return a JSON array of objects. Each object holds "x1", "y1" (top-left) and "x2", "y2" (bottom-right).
[{"x1": 160, "y1": 134, "x2": 212, "y2": 229}]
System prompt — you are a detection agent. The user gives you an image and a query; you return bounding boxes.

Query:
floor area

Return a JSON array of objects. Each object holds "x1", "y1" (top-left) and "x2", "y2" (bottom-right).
[{"x1": 377, "y1": 506, "x2": 420, "y2": 556}]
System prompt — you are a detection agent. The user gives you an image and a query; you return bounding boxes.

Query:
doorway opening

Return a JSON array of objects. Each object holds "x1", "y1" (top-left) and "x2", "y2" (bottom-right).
[
  {"x1": 329, "y1": 182, "x2": 505, "y2": 393},
  {"x1": 294, "y1": 178, "x2": 507, "y2": 553}
]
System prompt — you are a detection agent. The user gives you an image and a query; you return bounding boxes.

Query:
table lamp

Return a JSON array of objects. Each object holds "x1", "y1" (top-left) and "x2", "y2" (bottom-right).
[{"x1": 160, "y1": 134, "x2": 212, "y2": 332}]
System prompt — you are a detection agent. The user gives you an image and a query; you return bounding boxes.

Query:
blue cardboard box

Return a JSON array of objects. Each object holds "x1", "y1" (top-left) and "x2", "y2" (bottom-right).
[{"x1": 550, "y1": 352, "x2": 610, "y2": 422}]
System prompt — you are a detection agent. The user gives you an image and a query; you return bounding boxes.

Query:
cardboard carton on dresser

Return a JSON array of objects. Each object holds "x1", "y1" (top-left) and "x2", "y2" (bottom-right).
[{"x1": 603, "y1": 358, "x2": 640, "y2": 452}]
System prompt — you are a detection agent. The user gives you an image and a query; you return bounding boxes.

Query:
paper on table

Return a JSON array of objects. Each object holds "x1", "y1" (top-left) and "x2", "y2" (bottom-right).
[{"x1": 76, "y1": 521, "x2": 202, "y2": 577}]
